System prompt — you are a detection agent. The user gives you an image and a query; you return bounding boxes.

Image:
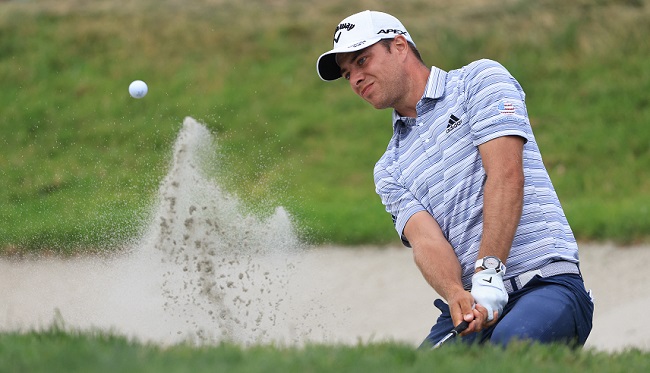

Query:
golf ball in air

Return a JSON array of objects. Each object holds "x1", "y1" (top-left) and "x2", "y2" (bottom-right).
[{"x1": 129, "y1": 80, "x2": 148, "y2": 98}]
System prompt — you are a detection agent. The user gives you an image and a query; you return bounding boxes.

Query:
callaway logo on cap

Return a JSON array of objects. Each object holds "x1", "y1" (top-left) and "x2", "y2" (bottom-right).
[{"x1": 317, "y1": 10, "x2": 415, "y2": 81}]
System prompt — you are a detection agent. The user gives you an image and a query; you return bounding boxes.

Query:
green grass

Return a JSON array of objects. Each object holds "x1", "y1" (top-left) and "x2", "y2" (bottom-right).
[
  {"x1": 1, "y1": 327, "x2": 648, "y2": 373},
  {"x1": 1, "y1": 0, "x2": 650, "y2": 254}
]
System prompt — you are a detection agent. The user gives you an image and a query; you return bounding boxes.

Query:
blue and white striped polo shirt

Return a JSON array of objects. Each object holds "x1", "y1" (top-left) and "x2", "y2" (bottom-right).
[{"x1": 374, "y1": 59, "x2": 579, "y2": 288}]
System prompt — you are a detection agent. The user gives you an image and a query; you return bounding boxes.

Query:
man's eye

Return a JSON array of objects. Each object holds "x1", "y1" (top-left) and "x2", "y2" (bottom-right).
[
  {"x1": 344, "y1": 72, "x2": 350, "y2": 80},
  {"x1": 357, "y1": 57, "x2": 366, "y2": 66}
]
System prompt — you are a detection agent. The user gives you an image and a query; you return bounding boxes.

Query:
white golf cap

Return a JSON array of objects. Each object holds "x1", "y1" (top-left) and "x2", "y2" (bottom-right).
[{"x1": 316, "y1": 10, "x2": 415, "y2": 81}]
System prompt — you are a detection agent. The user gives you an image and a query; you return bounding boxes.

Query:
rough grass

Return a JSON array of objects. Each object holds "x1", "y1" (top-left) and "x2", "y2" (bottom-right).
[{"x1": 1, "y1": 325, "x2": 649, "y2": 373}]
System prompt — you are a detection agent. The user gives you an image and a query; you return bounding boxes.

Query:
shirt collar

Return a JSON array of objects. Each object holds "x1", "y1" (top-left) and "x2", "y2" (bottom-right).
[{"x1": 392, "y1": 66, "x2": 448, "y2": 129}]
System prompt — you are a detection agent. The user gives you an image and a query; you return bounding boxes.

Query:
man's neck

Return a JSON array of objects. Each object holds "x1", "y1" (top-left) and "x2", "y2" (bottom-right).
[{"x1": 394, "y1": 64, "x2": 432, "y2": 118}]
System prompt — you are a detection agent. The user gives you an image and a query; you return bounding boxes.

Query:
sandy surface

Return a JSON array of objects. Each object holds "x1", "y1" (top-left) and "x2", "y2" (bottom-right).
[{"x1": 1, "y1": 242, "x2": 648, "y2": 352}]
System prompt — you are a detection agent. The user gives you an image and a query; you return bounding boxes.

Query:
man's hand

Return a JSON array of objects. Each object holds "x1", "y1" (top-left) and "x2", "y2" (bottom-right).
[{"x1": 471, "y1": 268, "x2": 508, "y2": 322}]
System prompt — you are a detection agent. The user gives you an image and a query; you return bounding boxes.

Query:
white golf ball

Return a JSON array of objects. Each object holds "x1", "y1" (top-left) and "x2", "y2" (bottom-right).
[{"x1": 129, "y1": 80, "x2": 148, "y2": 99}]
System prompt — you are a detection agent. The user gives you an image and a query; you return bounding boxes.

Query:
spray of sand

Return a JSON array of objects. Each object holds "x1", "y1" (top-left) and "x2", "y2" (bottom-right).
[
  {"x1": 141, "y1": 117, "x2": 306, "y2": 345},
  {"x1": 0, "y1": 117, "x2": 342, "y2": 346}
]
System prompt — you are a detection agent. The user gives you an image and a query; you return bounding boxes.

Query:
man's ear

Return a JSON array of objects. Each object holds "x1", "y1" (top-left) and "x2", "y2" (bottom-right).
[{"x1": 393, "y1": 35, "x2": 409, "y2": 54}]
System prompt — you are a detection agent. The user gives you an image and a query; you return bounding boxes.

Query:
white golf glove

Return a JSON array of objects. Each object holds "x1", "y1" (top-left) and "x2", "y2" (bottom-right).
[{"x1": 471, "y1": 268, "x2": 508, "y2": 322}]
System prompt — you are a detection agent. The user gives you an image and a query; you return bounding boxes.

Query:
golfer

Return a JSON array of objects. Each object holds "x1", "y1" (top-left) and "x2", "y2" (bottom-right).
[{"x1": 317, "y1": 10, "x2": 593, "y2": 347}]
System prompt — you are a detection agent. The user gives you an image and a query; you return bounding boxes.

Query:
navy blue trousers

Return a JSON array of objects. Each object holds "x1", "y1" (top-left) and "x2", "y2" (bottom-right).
[{"x1": 420, "y1": 274, "x2": 594, "y2": 348}]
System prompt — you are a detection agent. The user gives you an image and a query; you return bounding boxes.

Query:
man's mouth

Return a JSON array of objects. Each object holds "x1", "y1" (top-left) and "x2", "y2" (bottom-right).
[{"x1": 360, "y1": 83, "x2": 373, "y2": 98}]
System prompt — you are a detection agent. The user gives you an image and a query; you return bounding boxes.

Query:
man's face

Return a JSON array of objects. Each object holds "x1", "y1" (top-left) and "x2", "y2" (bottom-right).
[{"x1": 336, "y1": 39, "x2": 405, "y2": 110}]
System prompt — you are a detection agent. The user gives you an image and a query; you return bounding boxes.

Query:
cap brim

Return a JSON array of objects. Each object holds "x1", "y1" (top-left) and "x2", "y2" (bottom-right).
[
  {"x1": 316, "y1": 37, "x2": 383, "y2": 81},
  {"x1": 317, "y1": 53, "x2": 341, "y2": 81}
]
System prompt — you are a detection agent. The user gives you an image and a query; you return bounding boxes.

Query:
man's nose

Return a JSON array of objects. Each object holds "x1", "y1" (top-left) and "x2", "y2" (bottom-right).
[{"x1": 350, "y1": 70, "x2": 364, "y2": 88}]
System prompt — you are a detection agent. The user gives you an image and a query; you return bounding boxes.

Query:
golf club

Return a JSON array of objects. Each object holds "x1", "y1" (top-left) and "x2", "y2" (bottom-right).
[{"x1": 432, "y1": 320, "x2": 470, "y2": 349}]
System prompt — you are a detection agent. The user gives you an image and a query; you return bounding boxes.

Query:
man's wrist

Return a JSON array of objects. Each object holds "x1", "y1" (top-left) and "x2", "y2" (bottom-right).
[{"x1": 475, "y1": 256, "x2": 506, "y2": 274}]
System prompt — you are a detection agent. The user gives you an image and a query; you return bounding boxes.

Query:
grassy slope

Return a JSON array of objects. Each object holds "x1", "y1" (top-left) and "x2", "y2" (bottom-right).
[{"x1": 1, "y1": 0, "x2": 649, "y2": 254}]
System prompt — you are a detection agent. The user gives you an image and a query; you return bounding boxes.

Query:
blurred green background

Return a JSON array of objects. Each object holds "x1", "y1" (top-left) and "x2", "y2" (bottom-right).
[{"x1": 1, "y1": 0, "x2": 649, "y2": 255}]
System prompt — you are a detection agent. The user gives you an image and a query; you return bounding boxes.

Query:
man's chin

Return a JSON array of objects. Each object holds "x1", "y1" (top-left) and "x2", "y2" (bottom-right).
[
  {"x1": 371, "y1": 103, "x2": 391, "y2": 110},
  {"x1": 365, "y1": 98, "x2": 389, "y2": 110}
]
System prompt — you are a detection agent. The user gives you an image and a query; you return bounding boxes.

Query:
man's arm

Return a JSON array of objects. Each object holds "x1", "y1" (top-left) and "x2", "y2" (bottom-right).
[
  {"x1": 404, "y1": 135, "x2": 525, "y2": 333},
  {"x1": 476, "y1": 135, "x2": 525, "y2": 266},
  {"x1": 404, "y1": 211, "x2": 488, "y2": 334}
]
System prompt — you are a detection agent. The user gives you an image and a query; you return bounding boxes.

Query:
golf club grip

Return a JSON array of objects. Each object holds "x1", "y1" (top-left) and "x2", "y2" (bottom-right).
[
  {"x1": 431, "y1": 320, "x2": 471, "y2": 349},
  {"x1": 452, "y1": 320, "x2": 470, "y2": 335}
]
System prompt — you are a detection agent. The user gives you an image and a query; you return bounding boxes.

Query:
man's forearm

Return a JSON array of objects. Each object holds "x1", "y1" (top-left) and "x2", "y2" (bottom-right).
[
  {"x1": 478, "y1": 171, "x2": 524, "y2": 265},
  {"x1": 410, "y1": 231, "x2": 481, "y2": 330},
  {"x1": 412, "y1": 240, "x2": 465, "y2": 301},
  {"x1": 476, "y1": 136, "x2": 525, "y2": 265},
  {"x1": 404, "y1": 211, "x2": 466, "y2": 300}
]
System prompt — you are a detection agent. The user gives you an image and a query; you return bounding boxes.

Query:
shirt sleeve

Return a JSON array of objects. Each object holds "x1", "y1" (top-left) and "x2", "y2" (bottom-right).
[
  {"x1": 464, "y1": 59, "x2": 533, "y2": 146},
  {"x1": 374, "y1": 160, "x2": 425, "y2": 247}
]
